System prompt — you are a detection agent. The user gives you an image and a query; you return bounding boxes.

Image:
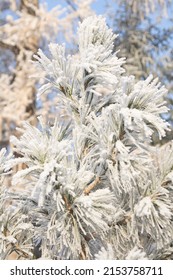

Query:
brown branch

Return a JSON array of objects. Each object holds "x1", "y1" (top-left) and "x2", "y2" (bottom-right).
[
  {"x1": 20, "y1": 0, "x2": 39, "y2": 15},
  {"x1": 65, "y1": 0, "x2": 82, "y2": 21},
  {"x1": 84, "y1": 176, "x2": 100, "y2": 195},
  {"x1": 65, "y1": 0, "x2": 77, "y2": 11},
  {"x1": 79, "y1": 242, "x2": 87, "y2": 260},
  {"x1": 0, "y1": 40, "x2": 19, "y2": 55},
  {"x1": 62, "y1": 194, "x2": 73, "y2": 214}
]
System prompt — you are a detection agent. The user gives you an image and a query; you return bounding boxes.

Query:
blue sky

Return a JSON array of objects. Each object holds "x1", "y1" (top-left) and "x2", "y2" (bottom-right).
[
  {"x1": 40, "y1": 0, "x2": 172, "y2": 29},
  {"x1": 41, "y1": 0, "x2": 107, "y2": 15},
  {"x1": 40, "y1": 0, "x2": 172, "y2": 46}
]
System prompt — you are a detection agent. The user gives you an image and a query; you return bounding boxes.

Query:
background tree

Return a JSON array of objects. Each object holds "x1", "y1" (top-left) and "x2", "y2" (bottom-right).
[
  {"x1": 108, "y1": 0, "x2": 173, "y2": 139},
  {"x1": 0, "y1": 0, "x2": 94, "y2": 150}
]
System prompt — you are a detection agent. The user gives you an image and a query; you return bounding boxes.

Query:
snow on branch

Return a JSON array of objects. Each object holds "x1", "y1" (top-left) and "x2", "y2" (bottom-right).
[{"x1": 1, "y1": 15, "x2": 173, "y2": 260}]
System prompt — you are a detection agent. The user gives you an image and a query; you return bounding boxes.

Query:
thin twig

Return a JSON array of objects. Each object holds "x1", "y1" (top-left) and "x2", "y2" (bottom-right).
[
  {"x1": 62, "y1": 194, "x2": 72, "y2": 213},
  {"x1": 84, "y1": 176, "x2": 100, "y2": 195}
]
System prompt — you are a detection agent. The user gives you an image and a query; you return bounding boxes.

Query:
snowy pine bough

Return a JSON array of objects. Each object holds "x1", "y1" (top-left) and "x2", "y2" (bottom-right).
[{"x1": 1, "y1": 15, "x2": 173, "y2": 260}]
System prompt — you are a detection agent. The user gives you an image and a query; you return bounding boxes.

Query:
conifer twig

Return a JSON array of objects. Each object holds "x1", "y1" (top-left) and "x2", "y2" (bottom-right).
[{"x1": 84, "y1": 176, "x2": 100, "y2": 195}]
